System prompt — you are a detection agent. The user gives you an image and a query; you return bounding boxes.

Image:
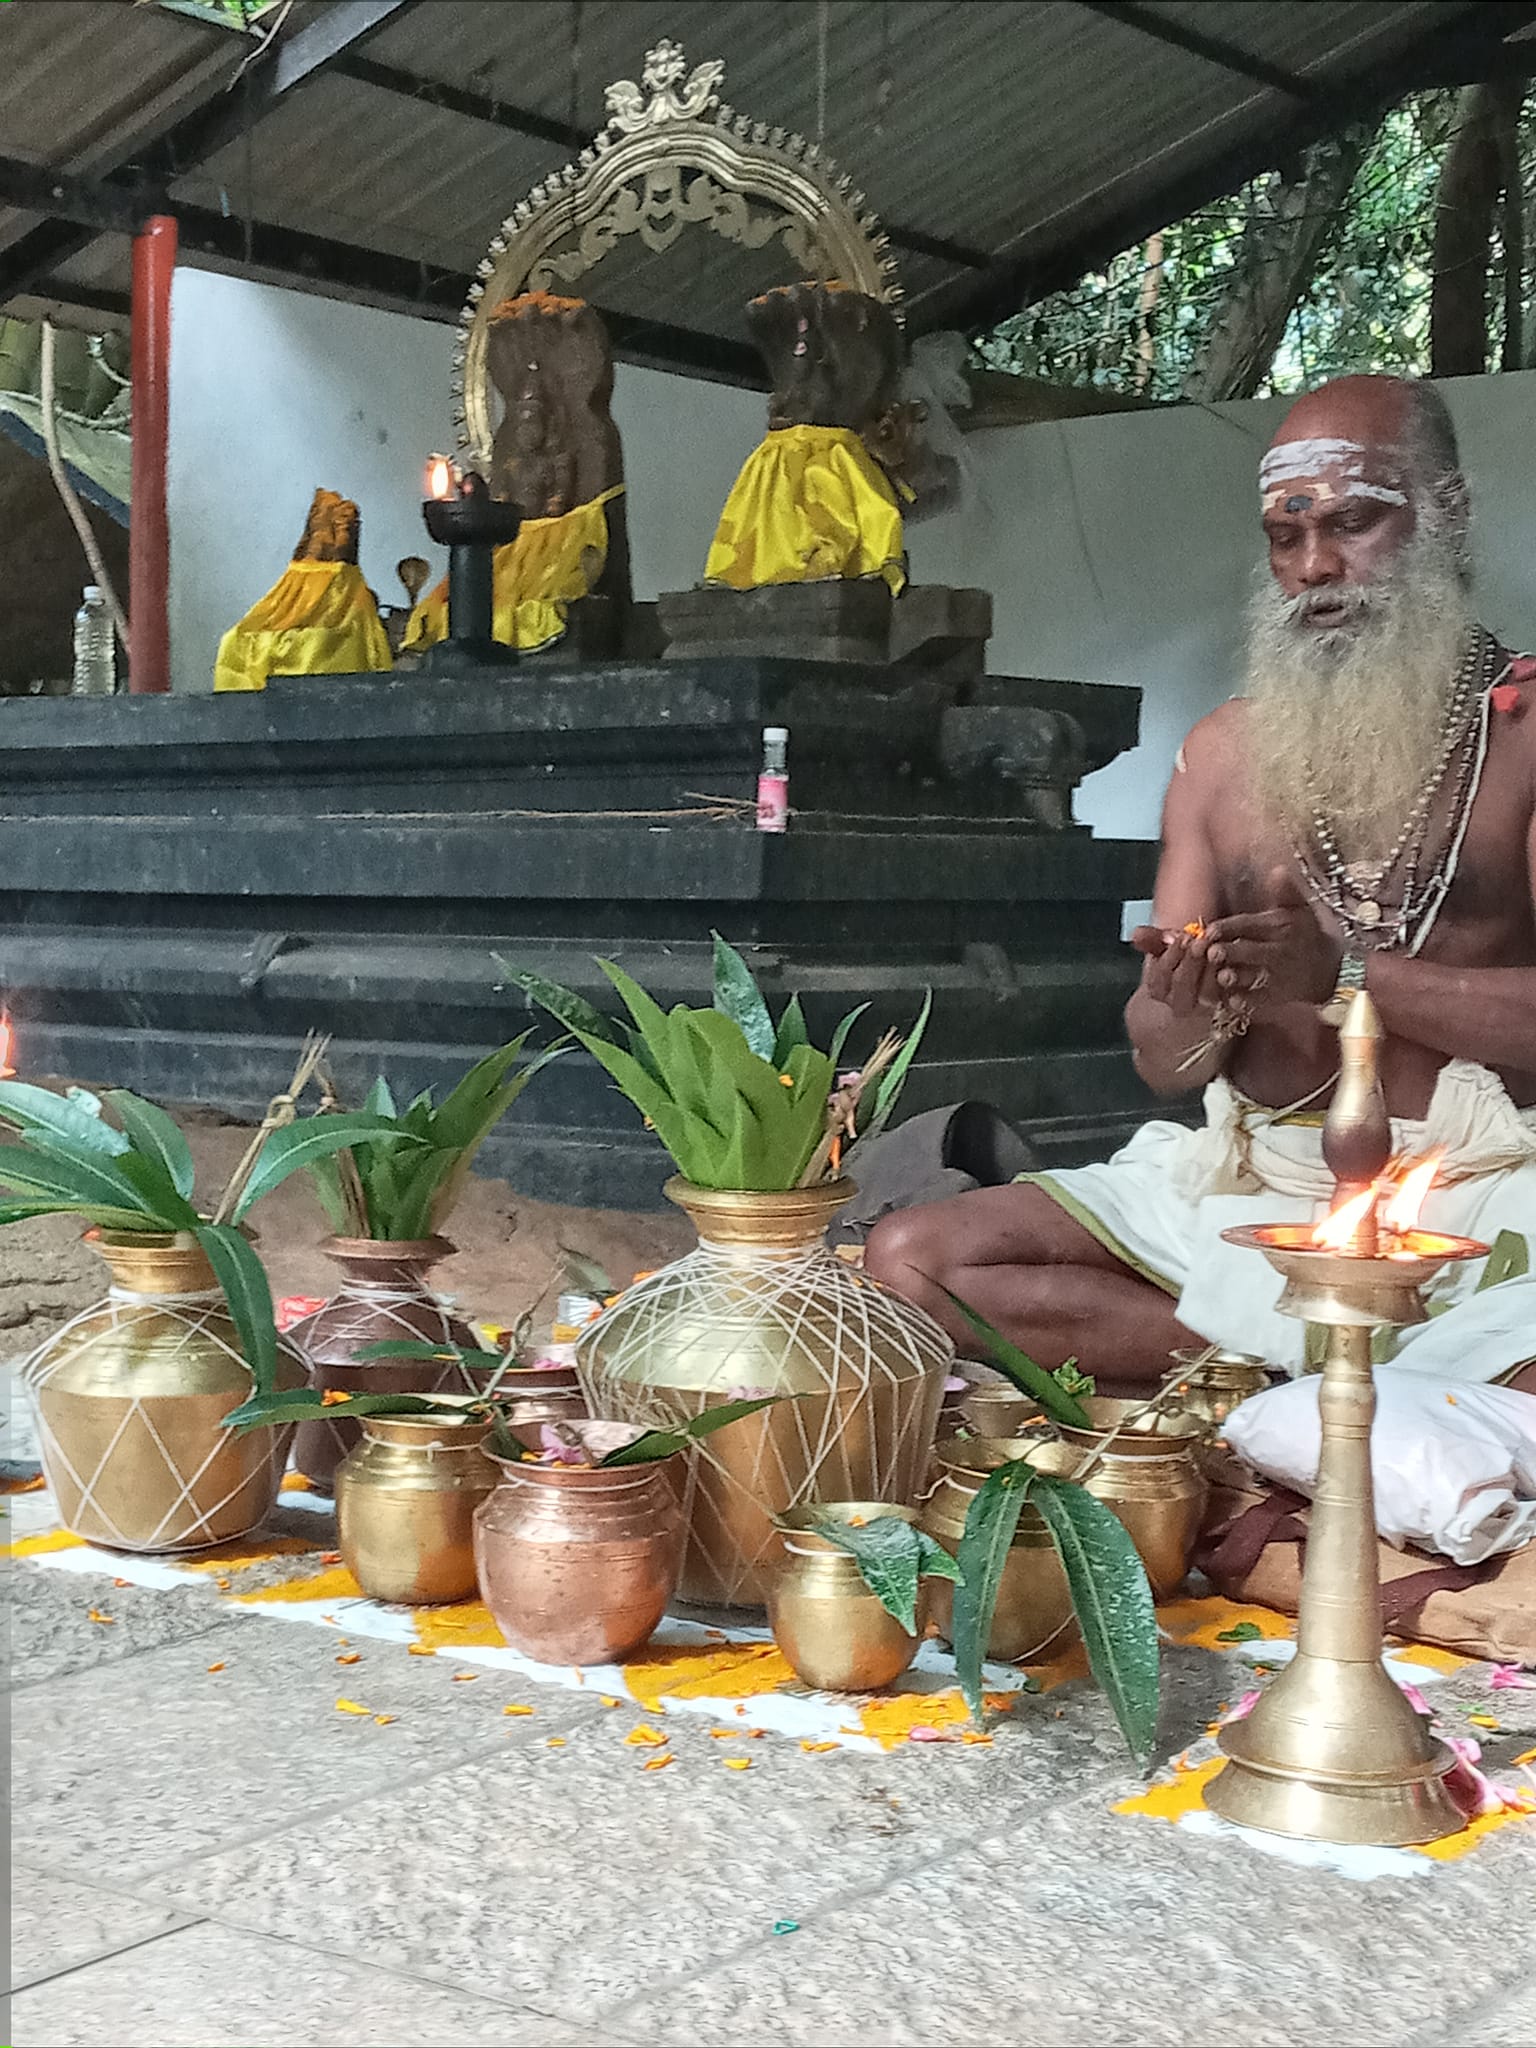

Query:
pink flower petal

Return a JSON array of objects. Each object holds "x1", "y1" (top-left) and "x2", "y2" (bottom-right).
[
  {"x1": 1489, "y1": 1664, "x2": 1536, "y2": 1691},
  {"x1": 1397, "y1": 1682, "x2": 1434, "y2": 1718},
  {"x1": 1218, "y1": 1690, "x2": 1261, "y2": 1725}
]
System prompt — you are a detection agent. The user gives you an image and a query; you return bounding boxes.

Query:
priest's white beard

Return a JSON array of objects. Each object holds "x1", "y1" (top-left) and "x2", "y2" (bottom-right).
[{"x1": 1243, "y1": 517, "x2": 1473, "y2": 866}]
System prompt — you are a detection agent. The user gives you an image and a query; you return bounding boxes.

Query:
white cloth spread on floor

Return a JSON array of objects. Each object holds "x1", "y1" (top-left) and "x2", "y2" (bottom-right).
[{"x1": 1029, "y1": 1060, "x2": 1536, "y2": 1382}]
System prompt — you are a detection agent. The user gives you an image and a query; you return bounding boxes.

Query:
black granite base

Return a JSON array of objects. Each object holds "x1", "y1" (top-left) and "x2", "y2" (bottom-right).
[{"x1": 0, "y1": 658, "x2": 1158, "y2": 1208}]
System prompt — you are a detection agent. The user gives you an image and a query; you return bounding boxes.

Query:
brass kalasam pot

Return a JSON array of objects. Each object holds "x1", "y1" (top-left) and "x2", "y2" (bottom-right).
[
  {"x1": 22, "y1": 1231, "x2": 306, "y2": 1553},
  {"x1": 336, "y1": 1413, "x2": 498, "y2": 1604},
  {"x1": 478, "y1": 1363, "x2": 589, "y2": 1449},
  {"x1": 921, "y1": 1438, "x2": 1079, "y2": 1662},
  {"x1": 473, "y1": 1451, "x2": 686, "y2": 1665},
  {"x1": 1054, "y1": 1397, "x2": 1208, "y2": 1600},
  {"x1": 956, "y1": 1379, "x2": 1043, "y2": 1440},
  {"x1": 1168, "y1": 1347, "x2": 1273, "y2": 1435},
  {"x1": 579, "y1": 1179, "x2": 952, "y2": 1609},
  {"x1": 768, "y1": 1503, "x2": 922, "y2": 1692},
  {"x1": 288, "y1": 1236, "x2": 480, "y2": 1494}
]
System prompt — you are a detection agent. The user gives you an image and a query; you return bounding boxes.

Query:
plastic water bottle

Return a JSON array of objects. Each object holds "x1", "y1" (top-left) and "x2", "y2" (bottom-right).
[{"x1": 71, "y1": 586, "x2": 116, "y2": 697}]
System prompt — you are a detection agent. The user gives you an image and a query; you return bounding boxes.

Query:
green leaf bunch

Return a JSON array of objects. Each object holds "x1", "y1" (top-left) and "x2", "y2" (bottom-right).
[
  {"x1": 951, "y1": 1459, "x2": 1159, "y2": 1765},
  {"x1": 804, "y1": 1512, "x2": 962, "y2": 1635},
  {"x1": 252, "y1": 1035, "x2": 565, "y2": 1241},
  {"x1": 499, "y1": 935, "x2": 928, "y2": 1191},
  {"x1": 941, "y1": 1288, "x2": 1093, "y2": 1431},
  {"x1": 0, "y1": 1080, "x2": 291, "y2": 1397}
]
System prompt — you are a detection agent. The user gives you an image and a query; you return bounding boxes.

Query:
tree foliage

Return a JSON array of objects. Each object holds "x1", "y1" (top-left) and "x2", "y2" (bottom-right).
[{"x1": 974, "y1": 89, "x2": 1535, "y2": 400}]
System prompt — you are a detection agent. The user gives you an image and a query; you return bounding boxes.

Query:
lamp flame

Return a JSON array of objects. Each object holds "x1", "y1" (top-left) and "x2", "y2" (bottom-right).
[
  {"x1": 426, "y1": 455, "x2": 454, "y2": 501},
  {"x1": 1382, "y1": 1150, "x2": 1442, "y2": 1237},
  {"x1": 1312, "y1": 1183, "x2": 1377, "y2": 1251}
]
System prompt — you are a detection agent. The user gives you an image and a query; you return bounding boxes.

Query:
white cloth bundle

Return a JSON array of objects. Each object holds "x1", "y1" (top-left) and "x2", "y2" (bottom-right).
[{"x1": 1223, "y1": 1369, "x2": 1536, "y2": 1565}]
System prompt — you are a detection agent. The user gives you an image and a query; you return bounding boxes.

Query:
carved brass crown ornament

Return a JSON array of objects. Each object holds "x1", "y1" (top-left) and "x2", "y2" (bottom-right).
[{"x1": 453, "y1": 40, "x2": 902, "y2": 470}]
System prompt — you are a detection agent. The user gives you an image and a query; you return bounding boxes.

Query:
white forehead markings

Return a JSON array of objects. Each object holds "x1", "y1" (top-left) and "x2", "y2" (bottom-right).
[
  {"x1": 1342, "y1": 481, "x2": 1409, "y2": 506},
  {"x1": 1258, "y1": 436, "x2": 1369, "y2": 484}
]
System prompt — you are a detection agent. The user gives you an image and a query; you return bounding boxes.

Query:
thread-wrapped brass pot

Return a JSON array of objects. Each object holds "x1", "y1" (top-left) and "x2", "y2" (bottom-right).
[
  {"x1": 921, "y1": 1438, "x2": 1078, "y2": 1662},
  {"x1": 336, "y1": 1413, "x2": 498, "y2": 1604},
  {"x1": 1055, "y1": 1397, "x2": 1208, "y2": 1599},
  {"x1": 768, "y1": 1503, "x2": 922, "y2": 1691},
  {"x1": 22, "y1": 1230, "x2": 305, "y2": 1553},
  {"x1": 473, "y1": 1452, "x2": 685, "y2": 1664},
  {"x1": 288, "y1": 1237, "x2": 480, "y2": 1493},
  {"x1": 1168, "y1": 1347, "x2": 1273, "y2": 1435},
  {"x1": 579, "y1": 1179, "x2": 951, "y2": 1608}
]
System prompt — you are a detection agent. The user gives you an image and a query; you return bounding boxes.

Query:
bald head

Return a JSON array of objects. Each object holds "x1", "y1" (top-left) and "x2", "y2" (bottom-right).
[{"x1": 1268, "y1": 373, "x2": 1463, "y2": 504}]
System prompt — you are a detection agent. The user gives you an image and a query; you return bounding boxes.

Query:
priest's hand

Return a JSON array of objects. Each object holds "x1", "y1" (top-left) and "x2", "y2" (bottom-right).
[
  {"x1": 1200, "y1": 871, "x2": 1343, "y2": 1008},
  {"x1": 1129, "y1": 924, "x2": 1225, "y2": 1015}
]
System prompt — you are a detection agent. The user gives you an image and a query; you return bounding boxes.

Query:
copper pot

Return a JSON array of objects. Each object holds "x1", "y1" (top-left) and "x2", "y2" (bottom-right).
[
  {"x1": 473, "y1": 1451, "x2": 685, "y2": 1664},
  {"x1": 469, "y1": 1362, "x2": 589, "y2": 1449},
  {"x1": 768, "y1": 1503, "x2": 922, "y2": 1691},
  {"x1": 921, "y1": 1437, "x2": 1079, "y2": 1662},
  {"x1": 22, "y1": 1230, "x2": 306, "y2": 1553},
  {"x1": 288, "y1": 1236, "x2": 479, "y2": 1494},
  {"x1": 336, "y1": 1413, "x2": 498, "y2": 1604}
]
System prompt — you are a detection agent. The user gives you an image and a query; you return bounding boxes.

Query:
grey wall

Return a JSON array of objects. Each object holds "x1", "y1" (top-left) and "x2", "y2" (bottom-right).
[
  {"x1": 169, "y1": 270, "x2": 1534, "y2": 856},
  {"x1": 909, "y1": 373, "x2": 1536, "y2": 844}
]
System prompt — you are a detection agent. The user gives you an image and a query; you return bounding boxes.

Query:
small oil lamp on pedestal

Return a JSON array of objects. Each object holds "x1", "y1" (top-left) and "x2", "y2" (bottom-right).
[
  {"x1": 1205, "y1": 989, "x2": 1485, "y2": 1847},
  {"x1": 420, "y1": 455, "x2": 522, "y2": 671}
]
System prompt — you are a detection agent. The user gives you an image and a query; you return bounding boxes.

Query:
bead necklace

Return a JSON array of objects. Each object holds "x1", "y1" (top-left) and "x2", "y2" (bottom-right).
[{"x1": 1292, "y1": 627, "x2": 1500, "y2": 954}]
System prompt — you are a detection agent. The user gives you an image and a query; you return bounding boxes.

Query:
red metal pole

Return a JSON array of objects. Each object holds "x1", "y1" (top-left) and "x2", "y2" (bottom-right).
[{"x1": 129, "y1": 214, "x2": 177, "y2": 693}]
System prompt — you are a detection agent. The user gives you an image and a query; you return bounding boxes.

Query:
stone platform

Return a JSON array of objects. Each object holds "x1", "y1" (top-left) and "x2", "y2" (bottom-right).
[{"x1": 0, "y1": 658, "x2": 1157, "y2": 1208}]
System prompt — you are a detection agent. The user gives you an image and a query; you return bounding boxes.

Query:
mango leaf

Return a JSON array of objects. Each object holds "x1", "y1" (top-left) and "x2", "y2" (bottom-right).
[
  {"x1": 306, "y1": 1150, "x2": 351, "y2": 1234},
  {"x1": 105, "y1": 1090, "x2": 196, "y2": 1202},
  {"x1": 559, "y1": 1245, "x2": 614, "y2": 1296},
  {"x1": 112, "y1": 1148, "x2": 200, "y2": 1229},
  {"x1": 772, "y1": 993, "x2": 809, "y2": 1069},
  {"x1": 0, "y1": 1080, "x2": 132, "y2": 1156},
  {"x1": 0, "y1": 1198, "x2": 152, "y2": 1231},
  {"x1": 495, "y1": 959, "x2": 625, "y2": 1047},
  {"x1": 858, "y1": 990, "x2": 932, "y2": 1142},
  {"x1": 0, "y1": 1143, "x2": 164, "y2": 1222},
  {"x1": 233, "y1": 1114, "x2": 425, "y2": 1221},
  {"x1": 807, "y1": 1514, "x2": 962, "y2": 1634},
  {"x1": 1029, "y1": 1473, "x2": 1160, "y2": 1766},
  {"x1": 224, "y1": 1388, "x2": 460, "y2": 1432},
  {"x1": 941, "y1": 1288, "x2": 1091, "y2": 1430},
  {"x1": 711, "y1": 931, "x2": 775, "y2": 1061},
  {"x1": 356, "y1": 1339, "x2": 503, "y2": 1368},
  {"x1": 599, "y1": 1394, "x2": 786, "y2": 1465},
  {"x1": 427, "y1": 1033, "x2": 533, "y2": 1150},
  {"x1": 828, "y1": 1003, "x2": 870, "y2": 1070},
  {"x1": 364, "y1": 1075, "x2": 398, "y2": 1119},
  {"x1": 194, "y1": 1223, "x2": 278, "y2": 1399},
  {"x1": 1477, "y1": 1229, "x2": 1529, "y2": 1292},
  {"x1": 953, "y1": 1459, "x2": 1037, "y2": 1717}
]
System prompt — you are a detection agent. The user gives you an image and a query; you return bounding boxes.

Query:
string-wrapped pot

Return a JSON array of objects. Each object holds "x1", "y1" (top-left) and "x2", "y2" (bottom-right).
[{"x1": 578, "y1": 1179, "x2": 951, "y2": 1608}]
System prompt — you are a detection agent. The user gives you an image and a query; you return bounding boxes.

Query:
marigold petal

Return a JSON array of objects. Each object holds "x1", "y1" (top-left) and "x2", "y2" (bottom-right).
[
  {"x1": 502, "y1": 1704, "x2": 534, "y2": 1716},
  {"x1": 624, "y1": 1723, "x2": 669, "y2": 1747},
  {"x1": 335, "y1": 1698, "x2": 371, "y2": 1715},
  {"x1": 336, "y1": 1652, "x2": 362, "y2": 1665},
  {"x1": 723, "y1": 1757, "x2": 752, "y2": 1770},
  {"x1": 641, "y1": 1753, "x2": 674, "y2": 1770}
]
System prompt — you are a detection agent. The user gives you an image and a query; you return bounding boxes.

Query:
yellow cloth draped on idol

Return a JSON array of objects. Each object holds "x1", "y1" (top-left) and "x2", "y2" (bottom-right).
[
  {"x1": 214, "y1": 489, "x2": 390, "y2": 694},
  {"x1": 704, "y1": 424, "x2": 906, "y2": 595},
  {"x1": 401, "y1": 485, "x2": 623, "y2": 656}
]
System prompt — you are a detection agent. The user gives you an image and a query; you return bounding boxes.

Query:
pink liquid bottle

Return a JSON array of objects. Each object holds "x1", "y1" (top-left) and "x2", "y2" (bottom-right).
[{"x1": 757, "y1": 725, "x2": 789, "y2": 833}]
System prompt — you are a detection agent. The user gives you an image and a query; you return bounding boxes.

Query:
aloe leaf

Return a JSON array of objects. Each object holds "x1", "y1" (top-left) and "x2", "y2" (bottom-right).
[
  {"x1": 427, "y1": 1033, "x2": 533, "y2": 1150},
  {"x1": 233, "y1": 1114, "x2": 425, "y2": 1221},
  {"x1": 828, "y1": 1003, "x2": 870, "y2": 1070},
  {"x1": 858, "y1": 990, "x2": 933, "y2": 1142},
  {"x1": 599, "y1": 1394, "x2": 785, "y2": 1466},
  {"x1": 194, "y1": 1223, "x2": 278, "y2": 1400},
  {"x1": 711, "y1": 932, "x2": 776, "y2": 1061},
  {"x1": 1477, "y1": 1228, "x2": 1529, "y2": 1291},
  {"x1": 0, "y1": 1143, "x2": 164, "y2": 1222},
  {"x1": 306, "y1": 1151, "x2": 350, "y2": 1234},
  {"x1": 953, "y1": 1460, "x2": 1037, "y2": 1718},
  {"x1": 104, "y1": 1090, "x2": 196, "y2": 1202},
  {"x1": 386, "y1": 1145, "x2": 457, "y2": 1240},
  {"x1": 0, "y1": 1080, "x2": 132, "y2": 1157},
  {"x1": 941, "y1": 1288, "x2": 1092, "y2": 1430},
  {"x1": 772, "y1": 993, "x2": 808, "y2": 1068},
  {"x1": 1029, "y1": 1473, "x2": 1160, "y2": 1765},
  {"x1": 806, "y1": 1515, "x2": 930, "y2": 1633},
  {"x1": 496, "y1": 959, "x2": 624, "y2": 1047}
]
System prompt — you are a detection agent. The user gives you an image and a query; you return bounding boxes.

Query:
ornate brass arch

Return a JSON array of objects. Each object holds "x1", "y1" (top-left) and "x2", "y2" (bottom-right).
[{"x1": 453, "y1": 40, "x2": 902, "y2": 470}]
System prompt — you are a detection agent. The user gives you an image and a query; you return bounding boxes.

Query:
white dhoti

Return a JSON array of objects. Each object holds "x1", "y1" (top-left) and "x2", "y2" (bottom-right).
[{"x1": 1027, "y1": 1060, "x2": 1536, "y2": 1383}]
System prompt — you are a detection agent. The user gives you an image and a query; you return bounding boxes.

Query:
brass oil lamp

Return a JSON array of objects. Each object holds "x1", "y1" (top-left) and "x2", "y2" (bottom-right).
[{"x1": 1205, "y1": 989, "x2": 1485, "y2": 1846}]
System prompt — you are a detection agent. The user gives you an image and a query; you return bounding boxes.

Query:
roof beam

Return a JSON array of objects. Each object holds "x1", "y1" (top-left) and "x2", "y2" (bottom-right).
[
  {"x1": 1077, "y1": 4, "x2": 1317, "y2": 101},
  {"x1": 333, "y1": 52, "x2": 993, "y2": 274},
  {"x1": 0, "y1": 0, "x2": 414, "y2": 305},
  {"x1": 915, "y1": 1, "x2": 1536, "y2": 338},
  {"x1": 0, "y1": 154, "x2": 763, "y2": 387}
]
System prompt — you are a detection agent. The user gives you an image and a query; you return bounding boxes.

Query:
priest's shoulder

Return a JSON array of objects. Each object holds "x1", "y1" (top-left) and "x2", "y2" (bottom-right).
[{"x1": 1170, "y1": 695, "x2": 1249, "y2": 783}]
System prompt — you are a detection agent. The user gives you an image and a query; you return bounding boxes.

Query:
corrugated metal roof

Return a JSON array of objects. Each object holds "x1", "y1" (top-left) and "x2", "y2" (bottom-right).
[{"x1": 2, "y1": 0, "x2": 1529, "y2": 369}]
